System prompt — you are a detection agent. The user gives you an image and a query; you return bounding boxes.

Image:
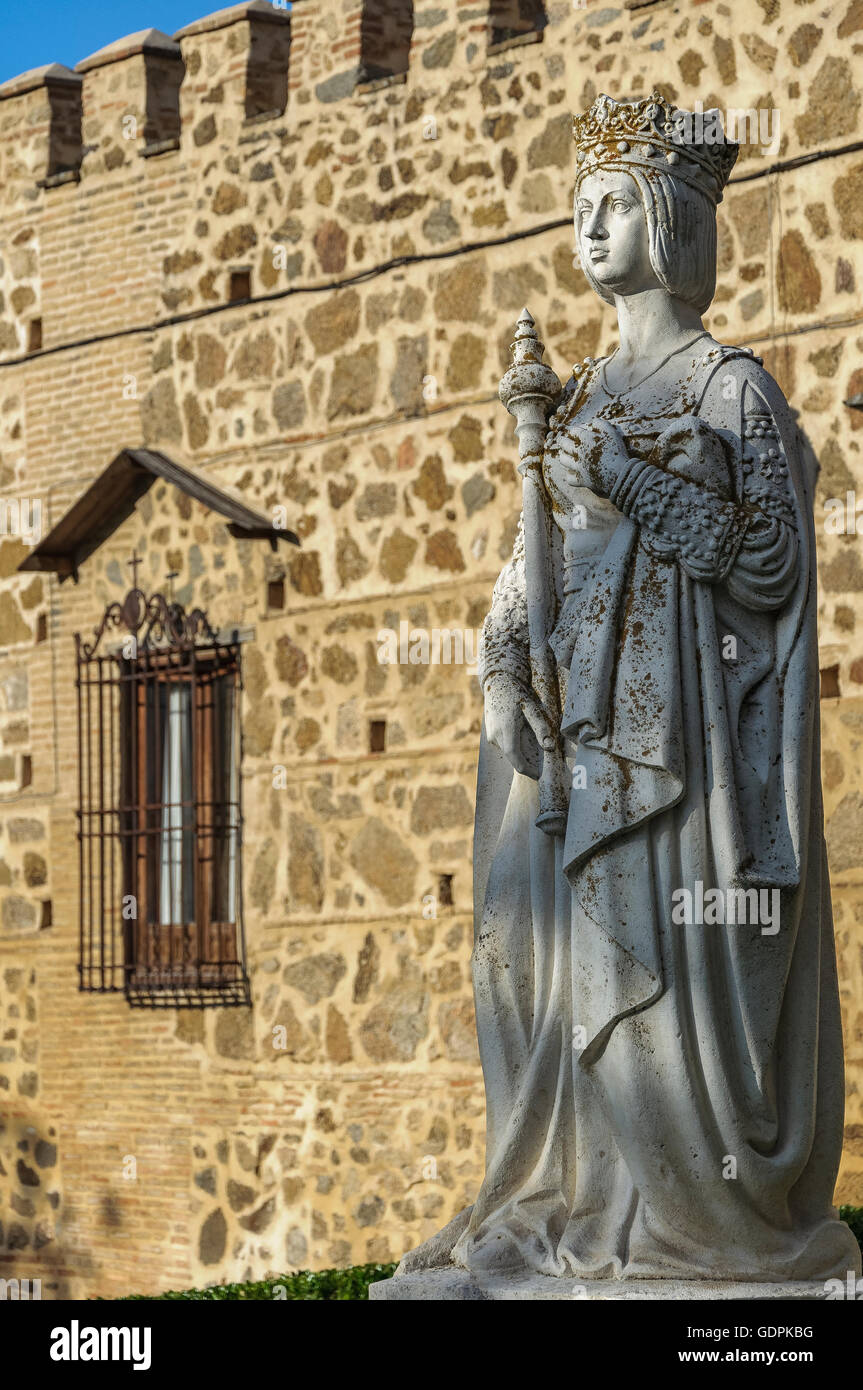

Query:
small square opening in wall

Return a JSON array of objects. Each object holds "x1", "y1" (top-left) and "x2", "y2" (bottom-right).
[
  {"x1": 21, "y1": 755, "x2": 32, "y2": 788},
  {"x1": 267, "y1": 577, "x2": 285, "y2": 610},
  {"x1": 820, "y1": 664, "x2": 841, "y2": 699},
  {"x1": 369, "y1": 719, "x2": 386, "y2": 753},
  {"x1": 40, "y1": 899, "x2": 53, "y2": 930},
  {"x1": 36, "y1": 613, "x2": 48, "y2": 643},
  {"x1": 229, "y1": 269, "x2": 252, "y2": 302},
  {"x1": 438, "y1": 873, "x2": 454, "y2": 907},
  {"x1": 28, "y1": 318, "x2": 42, "y2": 353}
]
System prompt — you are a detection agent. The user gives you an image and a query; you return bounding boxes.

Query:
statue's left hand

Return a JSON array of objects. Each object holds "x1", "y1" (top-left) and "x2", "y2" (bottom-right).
[
  {"x1": 648, "y1": 415, "x2": 733, "y2": 499},
  {"x1": 550, "y1": 419, "x2": 631, "y2": 498}
]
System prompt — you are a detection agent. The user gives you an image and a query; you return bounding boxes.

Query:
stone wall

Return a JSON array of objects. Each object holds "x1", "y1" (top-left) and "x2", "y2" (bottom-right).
[{"x1": 0, "y1": 0, "x2": 862, "y2": 1296}]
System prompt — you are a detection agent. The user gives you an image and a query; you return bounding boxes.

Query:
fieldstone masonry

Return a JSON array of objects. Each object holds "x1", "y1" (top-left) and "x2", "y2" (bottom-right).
[{"x1": 0, "y1": 0, "x2": 861, "y2": 1296}]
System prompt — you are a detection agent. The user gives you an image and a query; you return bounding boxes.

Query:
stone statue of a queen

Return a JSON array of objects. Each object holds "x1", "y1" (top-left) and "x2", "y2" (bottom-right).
[{"x1": 378, "y1": 93, "x2": 862, "y2": 1298}]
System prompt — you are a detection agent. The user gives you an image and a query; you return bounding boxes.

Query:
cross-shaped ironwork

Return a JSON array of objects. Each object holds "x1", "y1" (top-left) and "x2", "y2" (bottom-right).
[
  {"x1": 165, "y1": 570, "x2": 179, "y2": 602},
  {"x1": 127, "y1": 549, "x2": 143, "y2": 591}
]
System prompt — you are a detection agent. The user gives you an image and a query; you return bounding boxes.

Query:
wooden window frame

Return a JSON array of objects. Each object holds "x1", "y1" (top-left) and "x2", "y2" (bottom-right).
[{"x1": 76, "y1": 614, "x2": 250, "y2": 1009}]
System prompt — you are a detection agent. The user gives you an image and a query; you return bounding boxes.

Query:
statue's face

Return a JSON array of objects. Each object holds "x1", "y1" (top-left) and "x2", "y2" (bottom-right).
[{"x1": 574, "y1": 170, "x2": 659, "y2": 295}]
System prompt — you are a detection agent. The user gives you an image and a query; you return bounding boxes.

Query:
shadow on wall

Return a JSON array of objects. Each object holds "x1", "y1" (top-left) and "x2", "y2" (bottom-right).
[
  {"x1": 0, "y1": 964, "x2": 79, "y2": 1298},
  {"x1": 0, "y1": 1113, "x2": 75, "y2": 1298}
]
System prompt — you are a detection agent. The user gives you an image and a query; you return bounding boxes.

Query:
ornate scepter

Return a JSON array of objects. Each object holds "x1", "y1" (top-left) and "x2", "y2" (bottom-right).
[{"x1": 498, "y1": 309, "x2": 569, "y2": 836}]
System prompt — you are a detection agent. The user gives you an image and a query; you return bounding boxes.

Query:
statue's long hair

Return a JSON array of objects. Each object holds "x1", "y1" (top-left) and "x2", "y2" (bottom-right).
[{"x1": 574, "y1": 164, "x2": 718, "y2": 314}]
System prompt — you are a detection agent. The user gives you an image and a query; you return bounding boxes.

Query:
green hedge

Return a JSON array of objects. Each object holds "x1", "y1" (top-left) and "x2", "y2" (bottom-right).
[
  {"x1": 117, "y1": 1209, "x2": 863, "y2": 1299},
  {"x1": 116, "y1": 1262, "x2": 397, "y2": 1301},
  {"x1": 839, "y1": 1204, "x2": 863, "y2": 1250}
]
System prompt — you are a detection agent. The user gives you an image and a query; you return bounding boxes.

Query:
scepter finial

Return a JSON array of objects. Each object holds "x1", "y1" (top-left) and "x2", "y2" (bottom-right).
[
  {"x1": 499, "y1": 307, "x2": 562, "y2": 416},
  {"x1": 510, "y1": 307, "x2": 545, "y2": 366}
]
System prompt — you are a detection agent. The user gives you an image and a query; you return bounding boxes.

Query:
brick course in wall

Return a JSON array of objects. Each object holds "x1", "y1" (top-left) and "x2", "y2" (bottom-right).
[{"x1": 0, "y1": 0, "x2": 862, "y2": 1297}]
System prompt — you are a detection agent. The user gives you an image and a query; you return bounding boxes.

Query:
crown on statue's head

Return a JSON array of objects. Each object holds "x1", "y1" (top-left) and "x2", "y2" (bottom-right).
[{"x1": 572, "y1": 92, "x2": 738, "y2": 205}]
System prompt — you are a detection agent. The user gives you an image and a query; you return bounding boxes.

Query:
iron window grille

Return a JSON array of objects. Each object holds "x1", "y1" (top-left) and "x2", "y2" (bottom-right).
[{"x1": 75, "y1": 585, "x2": 251, "y2": 1008}]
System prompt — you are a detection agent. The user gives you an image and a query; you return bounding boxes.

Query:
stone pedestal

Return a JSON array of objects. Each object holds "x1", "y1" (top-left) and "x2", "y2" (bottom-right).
[{"x1": 369, "y1": 1267, "x2": 829, "y2": 1301}]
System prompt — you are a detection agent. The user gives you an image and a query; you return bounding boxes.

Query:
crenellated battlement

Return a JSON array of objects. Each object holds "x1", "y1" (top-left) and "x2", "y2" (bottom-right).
[
  {"x1": 0, "y1": 2, "x2": 547, "y2": 202},
  {"x1": 77, "y1": 29, "x2": 185, "y2": 162},
  {"x1": 0, "y1": 0, "x2": 564, "y2": 360},
  {"x1": 0, "y1": 62, "x2": 83, "y2": 190},
  {"x1": 0, "y1": 0, "x2": 859, "y2": 376},
  {"x1": 0, "y1": 3, "x2": 297, "y2": 194}
]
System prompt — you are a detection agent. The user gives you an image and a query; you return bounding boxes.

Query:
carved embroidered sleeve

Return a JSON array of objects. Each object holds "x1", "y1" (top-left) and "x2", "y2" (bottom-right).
[
  {"x1": 477, "y1": 512, "x2": 532, "y2": 691},
  {"x1": 609, "y1": 417, "x2": 799, "y2": 610},
  {"x1": 610, "y1": 457, "x2": 746, "y2": 582},
  {"x1": 725, "y1": 412, "x2": 799, "y2": 610}
]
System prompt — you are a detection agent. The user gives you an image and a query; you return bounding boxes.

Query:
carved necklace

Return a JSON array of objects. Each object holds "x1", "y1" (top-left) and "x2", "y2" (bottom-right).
[{"x1": 599, "y1": 330, "x2": 711, "y2": 397}]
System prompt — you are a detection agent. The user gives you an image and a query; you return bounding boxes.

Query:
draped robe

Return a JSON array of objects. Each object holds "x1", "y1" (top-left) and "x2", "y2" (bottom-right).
[{"x1": 443, "y1": 346, "x2": 861, "y2": 1282}]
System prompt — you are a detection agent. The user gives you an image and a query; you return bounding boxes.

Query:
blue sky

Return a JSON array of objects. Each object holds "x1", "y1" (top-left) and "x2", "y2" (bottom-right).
[{"x1": 1, "y1": 2, "x2": 286, "y2": 85}]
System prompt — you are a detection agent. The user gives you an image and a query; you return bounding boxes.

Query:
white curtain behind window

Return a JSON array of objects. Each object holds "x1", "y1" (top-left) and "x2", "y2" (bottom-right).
[{"x1": 159, "y1": 683, "x2": 194, "y2": 925}]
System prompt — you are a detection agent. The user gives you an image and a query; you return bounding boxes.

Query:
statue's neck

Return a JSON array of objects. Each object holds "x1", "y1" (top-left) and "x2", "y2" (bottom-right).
[{"x1": 612, "y1": 289, "x2": 705, "y2": 366}]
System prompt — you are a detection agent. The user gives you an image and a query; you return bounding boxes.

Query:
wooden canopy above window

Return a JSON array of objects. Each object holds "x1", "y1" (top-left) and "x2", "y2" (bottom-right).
[{"x1": 18, "y1": 447, "x2": 299, "y2": 582}]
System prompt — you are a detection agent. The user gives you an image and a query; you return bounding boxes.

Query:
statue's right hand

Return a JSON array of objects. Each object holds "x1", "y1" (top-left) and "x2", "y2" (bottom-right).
[{"x1": 484, "y1": 672, "x2": 556, "y2": 780}]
